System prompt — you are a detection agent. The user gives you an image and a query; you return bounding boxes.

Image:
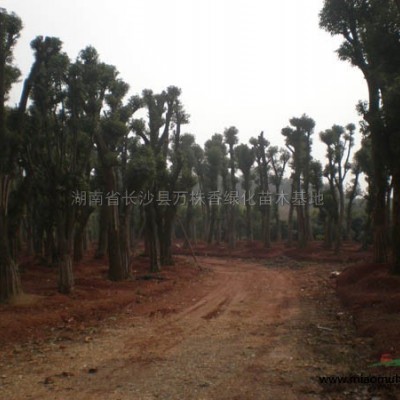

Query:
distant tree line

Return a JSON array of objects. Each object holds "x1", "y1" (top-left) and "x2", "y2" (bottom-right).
[{"x1": 2, "y1": 4, "x2": 395, "y2": 303}]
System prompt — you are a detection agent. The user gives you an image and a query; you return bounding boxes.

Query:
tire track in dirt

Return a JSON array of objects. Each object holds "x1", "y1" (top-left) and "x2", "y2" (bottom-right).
[{"x1": 0, "y1": 257, "x2": 381, "y2": 400}]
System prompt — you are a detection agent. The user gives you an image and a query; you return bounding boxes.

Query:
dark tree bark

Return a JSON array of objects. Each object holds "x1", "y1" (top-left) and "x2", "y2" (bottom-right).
[
  {"x1": 145, "y1": 204, "x2": 160, "y2": 273},
  {"x1": 0, "y1": 180, "x2": 22, "y2": 301},
  {"x1": 391, "y1": 170, "x2": 400, "y2": 273},
  {"x1": 74, "y1": 205, "x2": 93, "y2": 262},
  {"x1": 55, "y1": 207, "x2": 75, "y2": 294},
  {"x1": 95, "y1": 203, "x2": 108, "y2": 258}
]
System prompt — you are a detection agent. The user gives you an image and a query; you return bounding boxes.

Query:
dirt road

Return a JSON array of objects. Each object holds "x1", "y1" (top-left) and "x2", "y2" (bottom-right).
[{"x1": 0, "y1": 257, "x2": 390, "y2": 399}]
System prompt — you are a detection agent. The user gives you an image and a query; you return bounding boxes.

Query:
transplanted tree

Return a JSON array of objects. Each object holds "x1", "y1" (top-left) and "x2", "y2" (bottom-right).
[
  {"x1": 132, "y1": 86, "x2": 189, "y2": 270},
  {"x1": 224, "y1": 126, "x2": 238, "y2": 248},
  {"x1": 203, "y1": 134, "x2": 227, "y2": 244},
  {"x1": 320, "y1": 0, "x2": 400, "y2": 268},
  {"x1": 281, "y1": 114, "x2": 315, "y2": 248},
  {"x1": 0, "y1": 9, "x2": 23, "y2": 301},
  {"x1": 250, "y1": 132, "x2": 271, "y2": 247},
  {"x1": 70, "y1": 46, "x2": 141, "y2": 282},
  {"x1": 345, "y1": 157, "x2": 361, "y2": 240},
  {"x1": 1, "y1": 13, "x2": 65, "y2": 299},
  {"x1": 236, "y1": 144, "x2": 255, "y2": 241},
  {"x1": 267, "y1": 146, "x2": 290, "y2": 241},
  {"x1": 320, "y1": 123, "x2": 356, "y2": 251}
]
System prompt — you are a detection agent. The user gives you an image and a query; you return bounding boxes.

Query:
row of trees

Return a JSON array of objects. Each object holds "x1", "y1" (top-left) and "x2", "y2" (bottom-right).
[
  {"x1": 0, "y1": 7, "x2": 366, "y2": 302},
  {"x1": 320, "y1": 0, "x2": 400, "y2": 272}
]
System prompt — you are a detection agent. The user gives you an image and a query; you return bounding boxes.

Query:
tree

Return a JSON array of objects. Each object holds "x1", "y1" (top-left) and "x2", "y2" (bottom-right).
[
  {"x1": 281, "y1": 114, "x2": 315, "y2": 248},
  {"x1": 236, "y1": 144, "x2": 255, "y2": 241},
  {"x1": 345, "y1": 158, "x2": 361, "y2": 240},
  {"x1": 132, "y1": 86, "x2": 188, "y2": 269},
  {"x1": 203, "y1": 134, "x2": 226, "y2": 244},
  {"x1": 320, "y1": 123, "x2": 355, "y2": 251},
  {"x1": 0, "y1": 8, "x2": 23, "y2": 301},
  {"x1": 224, "y1": 126, "x2": 238, "y2": 248},
  {"x1": 267, "y1": 146, "x2": 290, "y2": 241},
  {"x1": 320, "y1": 0, "x2": 400, "y2": 266},
  {"x1": 250, "y1": 132, "x2": 272, "y2": 246}
]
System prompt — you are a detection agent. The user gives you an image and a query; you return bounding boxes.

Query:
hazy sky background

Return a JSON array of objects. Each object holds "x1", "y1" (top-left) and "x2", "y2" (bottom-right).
[{"x1": 5, "y1": 0, "x2": 368, "y2": 163}]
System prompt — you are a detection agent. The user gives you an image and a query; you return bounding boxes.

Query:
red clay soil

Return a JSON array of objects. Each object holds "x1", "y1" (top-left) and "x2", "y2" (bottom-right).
[
  {"x1": 174, "y1": 240, "x2": 371, "y2": 263},
  {"x1": 337, "y1": 261, "x2": 400, "y2": 360},
  {"x1": 1, "y1": 241, "x2": 400, "y2": 399},
  {"x1": 0, "y1": 241, "x2": 375, "y2": 349},
  {"x1": 0, "y1": 250, "x2": 203, "y2": 347}
]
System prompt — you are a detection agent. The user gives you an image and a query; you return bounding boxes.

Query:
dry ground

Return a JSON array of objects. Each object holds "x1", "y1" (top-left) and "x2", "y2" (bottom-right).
[{"x1": 1, "y1": 248, "x2": 399, "y2": 399}]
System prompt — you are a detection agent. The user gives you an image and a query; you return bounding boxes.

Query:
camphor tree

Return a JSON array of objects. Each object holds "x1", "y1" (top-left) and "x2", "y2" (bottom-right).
[
  {"x1": 224, "y1": 126, "x2": 239, "y2": 249},
  {"x1": 320, "y1": 123, "x2": 355, "y2": 252},
  {"x1": 250, "y1": 132, "x2": 271, "y2": 247},
  {"x1": 267, "y1": 146, "x2": 290, "y2": 241},
  {"x1": 281, "y1": 114, "x2": 315, "y2": 248},
  {"x1": 0, "y1": 9, "x2": 23, "y2": 301},
  {"x1": 203, "y1": 134, "x2": 227, "y2": 244},
  {"x1": 320, "y1": 0, "x2": 400, "y2": 269},
  {"x1": 132, "y1": 86, "x2": 189, "y2": 270},
  {"x1": 235, "y1": 143, "x2": 255, "y2": 242},
  {"x1": 0, "y1": 11, "x2": 66, "y2": 299}
]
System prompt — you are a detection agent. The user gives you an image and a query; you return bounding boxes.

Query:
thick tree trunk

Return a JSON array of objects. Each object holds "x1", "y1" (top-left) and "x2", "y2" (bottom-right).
[
  {"x1": 304, "y1": 191, "x2": 311, "y2": 244},
  {"x1": 57, "y1": 253, "x2": 74, "y2": 294},
  {"x1": 274, "y1": 193, "x2": 282, "y2": 242},
  {"x1": 0, "y1": 177, "x2": 22, "y2": 302},
  {"x1": 245, "y1": 202, "x2": 252, "y2": 242},
  {"x1": 208, "y1": 205, "x2": 216, "y2": 244},
  {"x1": 391, "y1": 171, "x2": 400, "y2": 273},
  {"x1": 158, "y1": 206, "x2": 175, "y2": 266},
  {"x1": 56, "y1": 212, "x2": 74, "y2": 294},
  {"x1": 108, "y1": 204, "x2": 126, "y2": 281},
  {"x1": 264, "y1": 205, "x2": 271, "y2": 248},
  {"x1": 44, "y1": 227, "x2": 55, "y2": 267},
  {"x1": 95, "y1": 203, "x2": 108, "y2": 258},
  {"x1": 296, "y1": 204, "x2": 306, "y2": 248},
  {"x1": 183, "y1": 201, "x2": 193, "y2": 249},
  {"x1": 367, "y1": 79, "x2": 389, "y2": 263},
  {"x1": 372, "y1": 165, "x2": 389, "y2": 263},
  {"x1": 324, "y1": 216, "x2": 333, "y2": 249},
  {"x1": 334, "y1": 189, "x2": 345, "y2": 253},
  {"x1": 74, "y1": 206, "x2": 93, "y2": 262},
  {"x1": 287, "y1": 195, "x2": 294, "y2": 247},
  {"x1": 145, "y1": 205, "x2": 160, "y2": 272},
  {"x1": 228, "y1": 204, "x2": 236, "y2": 248}
]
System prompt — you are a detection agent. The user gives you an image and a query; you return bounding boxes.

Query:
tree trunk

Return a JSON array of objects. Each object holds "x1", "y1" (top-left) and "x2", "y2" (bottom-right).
[
  {"x1": 44, "y1": 227, "x2": 55, "y2": 267},
  {"x1": 74, "y1": 206, "x2": 93, "y2": 262},
  {"x1": 208, "y1": 205, "x2": 216, "y2": 244},
  {"x1": 335, "y1": 188, "x2": 345, "y2": 252},
  {"x1": 95, "y1": 203, "x2": 108, "y2": 258},
  {"x1": 287, "y1": 188, "x2": 294, "y2": 247},
  {"x1": 158, "y1": 206, "x2": 175, "y2": 266},
  {"x1": 56, "y1": 212, "x2": 74, "y2": 294},
  {"x1": 264, "y1": 205, "x2": 271, "y2": 248},
  {"x1": 296, "y1": 204, "x2": 306, "y2": 248},
  {"x1": 274, "y1": 190, "x2": 282, "y2": 242},
  {"x1": 0, "y1": 176, "x2": 22, "y2": 302},
  {"x1": 391, "y1": 170, "x2": 400, "y2": 273},
  {"x1": 107, "y1": 203, "x2": 126, "y2": 281},
  {"x1": 145, "y1": 205, "x2": 160, "y2": 272},
  {"x1": 367, "y1": 79, "x2": 389, "y2": 263},
  {"x1": 324, "y1": 216, "x2": 333, "y2": 249},
  {"x1": 183, "y1": 201, "x2": 193, "y2": 249},
  {"x1": 372, "y1": 167, "x2": 389, "y2": 263}
]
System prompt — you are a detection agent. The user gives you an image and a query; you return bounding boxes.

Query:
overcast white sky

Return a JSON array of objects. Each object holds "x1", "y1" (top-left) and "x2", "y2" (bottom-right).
[{"x1": 4, "y1": 0, "x2": 368, "y2": 162}]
